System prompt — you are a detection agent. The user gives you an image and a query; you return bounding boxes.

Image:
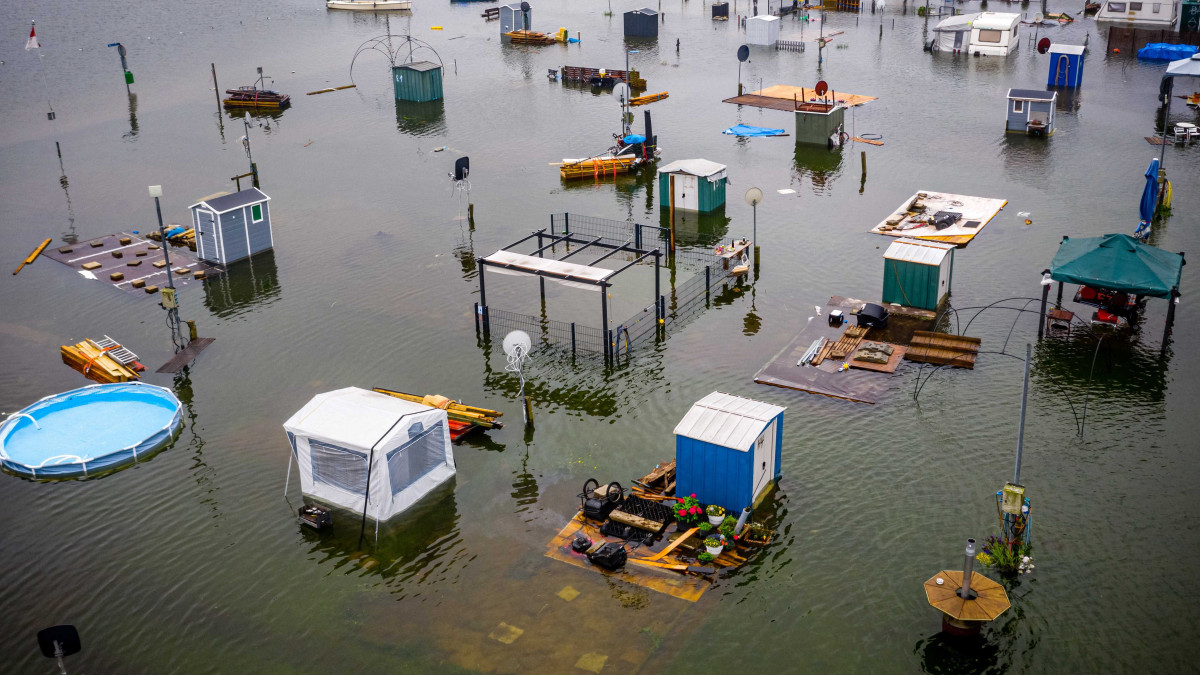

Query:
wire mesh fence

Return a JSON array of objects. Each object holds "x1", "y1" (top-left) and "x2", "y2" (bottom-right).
[{"x1": 477, "y1": 305, "x2": 607, "y2": 355}]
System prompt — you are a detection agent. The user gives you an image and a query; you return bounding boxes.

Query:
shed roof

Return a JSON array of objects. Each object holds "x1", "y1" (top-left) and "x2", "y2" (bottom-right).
[
  {"x1": 747, "y1": 14, "x2": 780, "y2": 22},
  {"x1": 1049, "y1": 44, "x2": 1086, "y2": 55},
  {"x1": 283, "y1": 387, "x2": 433, "y2": 451},
  {"x1": 399, "y1": 60, "x2": 440, "y2": 72},
  {"x1": 884, "y1": 238, "x2": 955, "y2": 265},
  {"x1": 972, "y1": 12, "x2": 1020, "y2": 29},
  {"x1": 190, "y1": 187, "x2": 270, "y2": 214},
  {"x1": 673, "y1": 391, "x2": 786, "y2": 450},
  {"x1": 627, "y1": 7, "x2": 658, "y2": 15},
  {"x1": 658, "y1": 158, "x2": 728, "y2": 180},
  {"x1": 1007, "y1": 88, "x2": 1057, "y2": 101}
]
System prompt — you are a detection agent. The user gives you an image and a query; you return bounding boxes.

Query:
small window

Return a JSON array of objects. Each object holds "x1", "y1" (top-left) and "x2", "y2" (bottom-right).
[
  {"x1": 1013, "y1": 100, "x2": 1024, "y2": 113},
  {"x1": 1108, "y1": 2, "x2": 1126, "y2": 10},
  {"x1": 977, "y1": 29, "x2": 1003, "y2": 43},
  {"x1": 1130, "y1": 2, "x2": 1143, "y2": 9},
  {"x1": 251, "y1": 203, "x2": 263, "y2": 223},
  {"x1": 1153, "y1": 2, "x2": 1161, "y2": 11}
]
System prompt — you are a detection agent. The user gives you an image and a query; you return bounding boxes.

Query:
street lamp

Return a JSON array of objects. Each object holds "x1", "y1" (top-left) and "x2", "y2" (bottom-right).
[{"x1": 149, "y1": 185, "x2": 183, "y2": 347}]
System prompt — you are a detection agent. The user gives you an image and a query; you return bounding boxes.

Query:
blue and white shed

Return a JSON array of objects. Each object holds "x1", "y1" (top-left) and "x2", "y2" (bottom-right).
[
  {"x1": 1005, "y1": 89, "x2": 1057, "y2": 136},
  {"x1": 673, "y1": 392, "x2": 785, "y2": 514},
  {"x1": 1047, "y1": 44, "x2": 1085, "y2": 88},
  {"x1": 189, "y1": 188, "x2": 273, "y2": 265}
]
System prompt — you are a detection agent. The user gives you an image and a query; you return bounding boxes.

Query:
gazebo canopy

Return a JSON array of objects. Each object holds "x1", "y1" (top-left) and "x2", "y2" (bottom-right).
[{"x1": 1049, "y1": 234, "x2": 1184, "y2": 299}]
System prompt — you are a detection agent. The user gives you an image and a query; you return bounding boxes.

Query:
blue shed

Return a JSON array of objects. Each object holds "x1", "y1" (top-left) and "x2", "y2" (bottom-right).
[
  {"x1": 1047, "y1": 44, "x2": 1085, "y2": 88},
  {"x1": 1005, "y1": 89, "x2": 1057, "y2": 137},
  {"x1": 673, "y1": 392, "x2": 786, "y2": 514},
  {"x1": 189, "y1": 188, "x2": 273, "y2": 265}
]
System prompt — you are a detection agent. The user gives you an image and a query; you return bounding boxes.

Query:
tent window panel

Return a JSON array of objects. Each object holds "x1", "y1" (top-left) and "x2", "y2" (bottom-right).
[
  {"x1": 387, "y1": 424, "x2": 447, "y2": 496},
  {"x1": 309, "y1": 440, "x2": 368, "y2": 493},
  {"x1": 977, "y1": 29, "x2": 1003, "y2": 43}
]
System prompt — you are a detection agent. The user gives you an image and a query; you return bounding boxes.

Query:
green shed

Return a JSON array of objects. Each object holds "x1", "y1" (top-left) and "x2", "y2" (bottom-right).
[
  {"x1": 881, "y1": 238, "x2": 955, "y2": 311},
  {"x1": 393, "y1": 61, "x2": 443, "y2": 103},
  {"x1": 658, "y1": 159, "x2": 728, "y2": 213}
]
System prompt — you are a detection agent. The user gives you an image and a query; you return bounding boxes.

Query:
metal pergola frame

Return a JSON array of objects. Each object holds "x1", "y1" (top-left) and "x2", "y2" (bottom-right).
[{"x1": 476, "y1": 228, "x2": 663, "y2": 360}]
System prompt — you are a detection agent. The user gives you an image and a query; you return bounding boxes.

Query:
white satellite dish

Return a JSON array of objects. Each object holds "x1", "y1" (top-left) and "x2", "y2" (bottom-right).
[
  {"x1": 613, "y1": 82, "x2": 630, "y2": 105},
  {"x1": 244, "y1": 111, "x2": 252, "y2": 124},
  {"x1": 1034, "y1": 12, "x2": 1044, "y2": 23},
  {"x1": 503, "y1": 330, "x2": 532, "y2": 358},
  {"x1": 744, "y1": 187, "x2": 764, "y2": 207}
]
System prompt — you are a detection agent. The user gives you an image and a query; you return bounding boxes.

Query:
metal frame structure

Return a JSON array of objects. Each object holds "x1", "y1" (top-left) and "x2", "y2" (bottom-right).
[{"x1": 476, "y1": 226, "x2": 663, "y2": 361}]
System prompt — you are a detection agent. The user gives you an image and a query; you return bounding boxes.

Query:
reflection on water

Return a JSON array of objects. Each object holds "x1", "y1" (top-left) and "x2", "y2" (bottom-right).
[
  {"x1": 202, "y1": 250, "x2": 281, "y2": 317},
  {"x1": 395, "y1": 99, "x2": 447, "y2": 136},
  {"x1": 999, "y1": 133, "x2": 1051, "y2": 185},
  {"x1": 1052, "y1": 87, "x2": 1082, "y2": 114},
  {"x1": 659, "y1": 207, "x2": 731, "y2": 246},
  {"x1": 298, "y1": 480, "x2": 460, "y2": 587},
  {"x1": 123, "y1": 92, "x2": 139, "y2": 142},
  {"x1": 57, "y1": 145, "x2": 77, "y2": 244},
  {"x1": 793, "y1": 143, "x2": 844, "y2": 195},
  {"x1": 1033, "y1": 332, "x2": 1170, "y2": 405},
  {"x1": 174, "y1": 371, "x2": 221, "y2": 519}
]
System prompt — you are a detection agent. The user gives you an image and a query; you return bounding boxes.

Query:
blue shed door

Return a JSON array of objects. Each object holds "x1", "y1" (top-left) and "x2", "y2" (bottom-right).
[{"x1": 752, "y1": 418, "x2": 777, "y2": 500}]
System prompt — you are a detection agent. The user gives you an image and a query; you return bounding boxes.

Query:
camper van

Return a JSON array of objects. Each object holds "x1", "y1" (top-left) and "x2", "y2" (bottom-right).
[
  {"x1": 968, "y1": 13, "x2": 1021, "y2": 56},
  {"x1": 1095, "y1": 0, "x2": 1178, "y2": 26}
]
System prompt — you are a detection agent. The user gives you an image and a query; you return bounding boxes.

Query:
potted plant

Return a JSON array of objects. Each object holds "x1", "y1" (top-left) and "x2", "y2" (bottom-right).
[
  {"x1": 744, "y1": 524, "x2": 773, "y2": 546},
  {"x1": 674, "y1": 494, "x2": 703, "y2": 528},
  {"x1": 704, "y1": 536, "x2": 724, "y2": 556},
  {"x1": 719, "y1": 515, "x2": 738, "y2": 538},
  {"x1": 697, "y1": 551, "x2": 715, "y2": 564},
  {"x1": 706, "y1": 504, "x2": 726, "y2": 526},
  {"x1": 697, "y1": 521, "x2": 714, "y2": 538}
]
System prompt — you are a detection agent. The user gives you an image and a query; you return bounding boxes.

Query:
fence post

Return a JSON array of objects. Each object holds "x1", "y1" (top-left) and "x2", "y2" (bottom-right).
[
  {"x1": 635, "y1": 223, "x2": 642, "y2": 250},
  {"x1": 564, "y1": 212, "x2": 570, "y2": 236},
  {"x1": 550, "y1": 214, "x2": 555, "y2": 237},
  {"x1": 474, "y1": 302, "x2": 480, "y2": 333},
  {"x1": 705, "y1": 265, "x2": 711, "y2": 307},
  {"x1": 571, "y1": 322, "x2": 577, "y2": 355}
]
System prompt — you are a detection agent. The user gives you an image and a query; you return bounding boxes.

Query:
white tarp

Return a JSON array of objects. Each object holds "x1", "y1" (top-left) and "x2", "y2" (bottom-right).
[
  {"x1": 283, "y1": 387, "x2": 455, "y2": 522},
  {"x1": 481, "y1": 249, "x2": 615, "y2": 292}
]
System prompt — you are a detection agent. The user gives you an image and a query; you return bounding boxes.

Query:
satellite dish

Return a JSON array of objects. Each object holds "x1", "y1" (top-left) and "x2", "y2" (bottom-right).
[
  {"x1": 815, "y1": 80, "x2": 828, "y2": 96},
  {"x1": 520, "y1": 1, "x2": 531, "y2": 10},
  {"x1": 737, "y1": 45, "x2": 750, "y2": 62},
  {"x1": 1034, "y1": 12, "x2": 1044, "y2": 23},
  {"x1": 244, "y1": 112, "x2": 252, "y2": 124},
  {"x1": 613, "y1": 82, "x2": 630, "y2": 104},
  {"x1": 1037, "y1": 37, "x2": 1051, "y2": 54},
  {"x1": 744, "y1": 187, "x2": 764, "y2": 207},
  {"x1": 503, "y1": 330, "x2": 532, "y2": 358},
  {"x1": 454, "y1": 156, "x2": 470, "y2": 181}
]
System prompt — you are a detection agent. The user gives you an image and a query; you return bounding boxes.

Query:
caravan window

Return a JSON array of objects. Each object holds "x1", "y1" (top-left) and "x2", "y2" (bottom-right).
[
  {"x1": 1153, "y1": 3, "x2": 1162, "y2": 11},
  {"x1": 387, "y1": 423, "x2": 446, "y2": 496},
  {"x1": 1013, "y1": 100, "x2": 1024, "y2": 113},
  {"x1": 977, "y1": 29, "x2": 1003, "y2": 43},
  {"x1": 1108, "y1": 2, "x2": 1126, "y2": 10},
  {"x1": 309, "y1": 440, "x2": 368, "y2": 493},
  {"x1": 1130, "y1": 2, "x2": 1143, "y2": 9}
]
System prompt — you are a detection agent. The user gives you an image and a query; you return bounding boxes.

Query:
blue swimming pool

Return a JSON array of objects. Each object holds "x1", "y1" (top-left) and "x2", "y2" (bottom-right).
[{"x1": 0, "y1": 382, "x2": 183, "y2": 479}]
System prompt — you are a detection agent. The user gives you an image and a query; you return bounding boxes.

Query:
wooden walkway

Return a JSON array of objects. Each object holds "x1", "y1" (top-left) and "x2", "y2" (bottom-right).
[{"x1": 156, "y1": 338, "x2": 216, "y2": 374}]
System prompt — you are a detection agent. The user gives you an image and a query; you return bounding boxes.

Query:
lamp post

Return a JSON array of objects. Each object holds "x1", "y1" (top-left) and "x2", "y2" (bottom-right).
[
  {"x1": 149, "y1": 185, "x2": 184, "y2": 348},
  {"x1": 624, "y1": 49, "x2": 640, "y2": 137},
  {"x1": 745, "y1": 187, "x2": 763, "y2": 281},
  {"x1": 241, "y1": 112, "x2": 259, "y2": 188}
]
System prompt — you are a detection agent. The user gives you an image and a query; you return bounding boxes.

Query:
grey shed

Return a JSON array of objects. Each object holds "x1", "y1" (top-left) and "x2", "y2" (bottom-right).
[
  {"x1": 189, "y1": 187, "x2": 274, "y2": 265},
  {"x1": 624, "y1": 8, "x2": 659, "y2": 37}
]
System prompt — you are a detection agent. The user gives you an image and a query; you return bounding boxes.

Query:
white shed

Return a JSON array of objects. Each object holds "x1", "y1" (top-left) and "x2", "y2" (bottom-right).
[
  {"x1": 746, "y1": 15, "x2": 780, "y2": 46},
  {"x1": 283, "y1": 387, "x2": 455, "y2": 522}
]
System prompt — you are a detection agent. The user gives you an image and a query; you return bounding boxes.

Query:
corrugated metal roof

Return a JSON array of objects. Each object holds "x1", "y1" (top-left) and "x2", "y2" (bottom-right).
[
  {"x1": 673, "y1": 391, "x2": 785, "y2": 450},
  {"x1": 883, "y1": 238, "x2": 954, "y2": 265},
  {"x1": 658, "y1": 158, "x2": 727, "y2": 178},
  {"x1": 189, "y1": 187, "x2": 270, "y2": 214},
  {"x1": 399, "y1": 60, "x2": 440, "y2": 72}
]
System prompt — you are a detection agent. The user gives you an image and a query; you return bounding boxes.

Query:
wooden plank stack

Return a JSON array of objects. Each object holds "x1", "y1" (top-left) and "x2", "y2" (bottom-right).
[
  {"x1": 905, "y1": 331, "x2": 981, "y2": 369},
  {"x1": 560, "y1": 155, "x2": 639, "y2": 180},
  {"x1": 372, "y1": 387, "x2": 504, "y2": 429},
  {"x1": 60, "y1": 338, "x2": 141, "y2": 383}
]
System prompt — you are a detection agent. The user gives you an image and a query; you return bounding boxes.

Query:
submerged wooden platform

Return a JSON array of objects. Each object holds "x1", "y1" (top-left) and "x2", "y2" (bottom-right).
[
  {"x1": 870, "y1": 191, "x2": 1007, "y2": 246},
  {"x1": 156, "y1": 338, "x2": 216, "y2": 374},
  {"x1": 43, "y1": 232, "x2": 224, "y2": 296},
  {"x1": 723, "y1": 85, "x2": 877, "y2": 110},
  {"x1": 505, "y1": 30, "x2": 556, "y2": 44},
  {"x1": 754, "y1": 296, "x2": 935, "y2": 404},
  {"x1": 905, "y1": 331, "x2": 981, "y2": 369}
]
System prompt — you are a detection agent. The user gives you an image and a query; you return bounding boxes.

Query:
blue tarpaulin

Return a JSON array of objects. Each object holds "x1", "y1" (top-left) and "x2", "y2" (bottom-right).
[
  {"x1": 1137, "y1": 43, "x2": 1198, "y2": 61},
  {"x1": 722, "y1": 124, "x2": 787, "y2": 137},
  {"x1": 623, "y1": 134, "x2": 646, "y2": 144}
]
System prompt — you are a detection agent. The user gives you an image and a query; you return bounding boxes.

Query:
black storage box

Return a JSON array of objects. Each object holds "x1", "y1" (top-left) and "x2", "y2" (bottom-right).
[{"x1": 857, "y1": 303, "x2": 890, "y2": 329}]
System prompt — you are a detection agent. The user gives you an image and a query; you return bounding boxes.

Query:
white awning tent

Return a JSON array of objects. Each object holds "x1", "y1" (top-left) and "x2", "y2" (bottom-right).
[
  {"x1": 479, "y1": 250, "x2": 615, "y2": 292},
  {"x1": 283, "y1": 387, "x2": 455, "y2": 522}
]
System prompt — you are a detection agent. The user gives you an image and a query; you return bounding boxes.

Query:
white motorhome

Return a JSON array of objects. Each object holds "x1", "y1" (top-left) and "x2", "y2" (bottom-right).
[{"x1": 1096, "y1": 0, "x2": 1178, "y2": 26}]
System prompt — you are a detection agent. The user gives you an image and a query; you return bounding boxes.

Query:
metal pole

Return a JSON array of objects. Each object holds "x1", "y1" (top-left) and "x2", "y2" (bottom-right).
[
  {"x1": 1037, "y1": 269, "x2": 1050, "y2": 339},
  {"x1": 601, "y1": 281, "x2": 609, "y2": 359},
  {"x1": 154, "y1": 196, "x2": 176, "y2": 291},
  {"x1": 1014, "y1": 343, "x2": 1031, "y2": 485},
  {"x1": 212, "y1": 63, "x2": 221, "y2": 110},
  {"x1": 959, "y1": 538, "x2": 977, "y2": 599},
  {"x1": 1160, "y1": 80, "x2": 1172, "y2": 178},
  {"x1": 1162, "y1": 286, "x2": 1178, "y2": 356},
  {"x1": 654, "y1": 250, "x2": 661, "y2": 322}
]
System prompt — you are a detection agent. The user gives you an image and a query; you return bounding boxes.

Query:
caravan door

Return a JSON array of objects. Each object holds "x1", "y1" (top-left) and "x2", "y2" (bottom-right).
[{"x1": 678, "y1": 173, "x2": 699, "y2": 211}]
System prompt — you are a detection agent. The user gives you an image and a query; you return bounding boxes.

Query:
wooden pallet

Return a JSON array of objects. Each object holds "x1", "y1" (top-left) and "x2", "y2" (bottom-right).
[
  {"x1": 905, "y1": 331, "x2": 981, "y2": 369},
  {"x1": 826, "y1": 325, "x2": 870, "y2": 360},
  {"x1": 559, "y1": 156, "x2": 639, "y2": 179}
]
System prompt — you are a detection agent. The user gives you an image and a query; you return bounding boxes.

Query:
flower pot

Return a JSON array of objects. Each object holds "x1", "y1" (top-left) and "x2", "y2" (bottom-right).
[
  {"x1": 708, "y1": 514, "x2": 724, "y2": 526},
  {"x1": 705, "y1": 544, "x2": 723, "y2": 556}
]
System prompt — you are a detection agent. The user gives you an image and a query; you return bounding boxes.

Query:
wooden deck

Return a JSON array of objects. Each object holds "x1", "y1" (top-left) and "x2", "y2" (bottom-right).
[
  {"x1": 44, "y1": 232, "x2": 224, "y2": 296},
  {"x1": 905, "y1": 331, "x2": 981, "y2": 369},
  {"x1": 724, "y1": 85, "x2": 877, "y2": 111},
  {"x1": 869, "y1": 191, "x2": 1008, "y2": 247}
]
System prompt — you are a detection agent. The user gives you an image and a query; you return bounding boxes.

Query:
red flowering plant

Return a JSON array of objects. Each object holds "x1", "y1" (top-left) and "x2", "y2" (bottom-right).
[{"x1": 675, "y1": 494, "x2": 703, "y2": 527}]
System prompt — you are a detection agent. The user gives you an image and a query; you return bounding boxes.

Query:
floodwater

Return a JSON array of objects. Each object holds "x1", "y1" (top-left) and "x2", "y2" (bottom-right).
[{"x1": 1, "y1": 0, "x2": 1198, "y2": 671}]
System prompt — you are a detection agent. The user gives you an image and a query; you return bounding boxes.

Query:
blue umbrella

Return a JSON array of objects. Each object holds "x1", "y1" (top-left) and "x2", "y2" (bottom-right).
[{"x1": 1137, "y1": 158, "x2": 1159, "y2": 239}]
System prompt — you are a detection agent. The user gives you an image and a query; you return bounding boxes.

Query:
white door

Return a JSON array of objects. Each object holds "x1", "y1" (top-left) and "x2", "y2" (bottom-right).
[
  {"x1": 196, "y1": 210, "x2": 220, "y2": 262},
  {"x1": 678, "y1": 173, "x2": 699, "y2": 211},
  {"x1": 752, "y1": 419, "x2": 777, "y2": 501}
]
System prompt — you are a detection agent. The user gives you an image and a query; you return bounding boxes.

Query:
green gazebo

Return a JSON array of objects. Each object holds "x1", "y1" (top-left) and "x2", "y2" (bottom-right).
[{"x1": 1039, "y1": 233, "x2": 1186, "y2": 354}]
